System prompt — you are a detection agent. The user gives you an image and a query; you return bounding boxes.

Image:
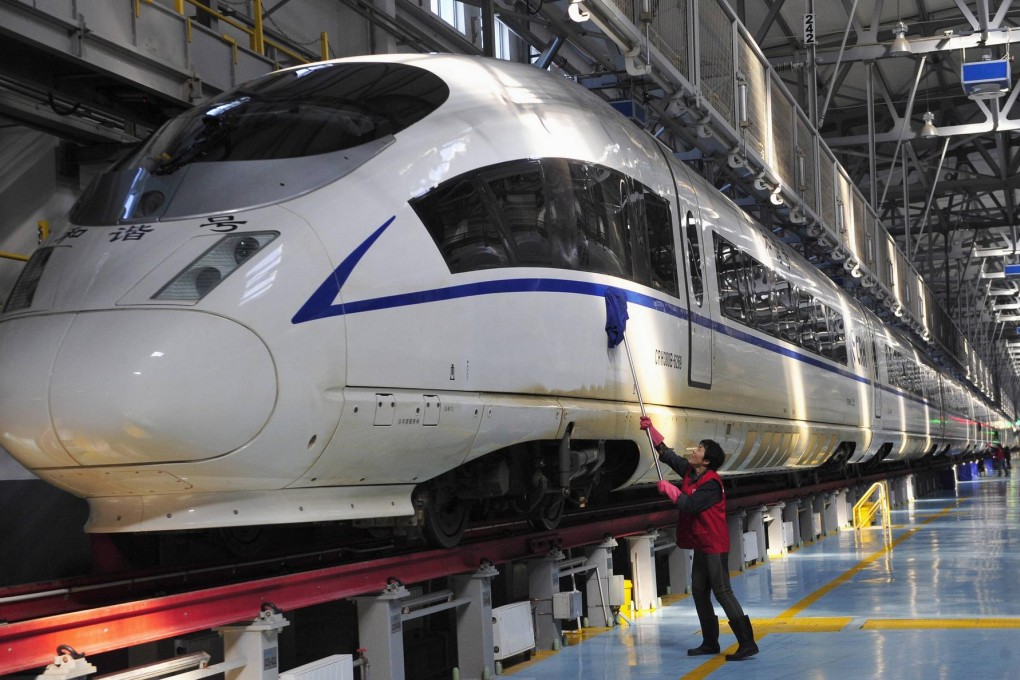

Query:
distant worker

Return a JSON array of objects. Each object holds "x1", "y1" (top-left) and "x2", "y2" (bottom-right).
[
  {"x1": 995, "y1": 444, "x2": 1007, "y2": 477},
  {"x1": 639, "y1": 417, "x2": 759, "y2": 661}
]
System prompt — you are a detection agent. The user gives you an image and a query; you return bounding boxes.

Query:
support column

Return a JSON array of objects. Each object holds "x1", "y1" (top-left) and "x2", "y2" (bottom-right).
[
  {"x1": 835, "y1": 489, "x2": 850, "y2": 528},
  {"x1": 624, "y1": 532, "x2": 658, "y2": 611},
  {"x1": 727, "y1": 512, "x2": 745, "y2": 571},
  {"x1": 822, "y1": 492, "x2": 839, "y2": 535},
  {"x1": 217, "y1": 607, "x2": 290, "y2": 680},
  {"x1": 451, "y1": 562, "x2": 499, "y2": 680},
  {"x1": 354, "y1": 581, "x2": 409, "y2": 680},
  {"x1": 813, "y1": 494, "x2": 828, "y2": 537},
  {"x1": 782, "y1": 500, "x2": 801, "y2": 549},
  {"x1": 661, "y1": 528, "x2": 692, "y2": 595},
  {"x1": 528, "y1": 549, "x2": 565, "y2": 650},
  {"x1": 583, "y1": 537, "x2": 618, "y2": 627},
  {"x1": 766, "y1": 503, "x2": 786, "y2": 557},
  {"x1": 746, "y1": 506, "x2": 766, "y2": 564},
  {"x1": 798, "y1": 495, "x2": 817, "y2": 543}
]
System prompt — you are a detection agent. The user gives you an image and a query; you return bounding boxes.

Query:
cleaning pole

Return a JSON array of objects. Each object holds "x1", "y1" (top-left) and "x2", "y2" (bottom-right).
[{"x1": 604, "y1": 288, "x2": 663, "y2": 481}]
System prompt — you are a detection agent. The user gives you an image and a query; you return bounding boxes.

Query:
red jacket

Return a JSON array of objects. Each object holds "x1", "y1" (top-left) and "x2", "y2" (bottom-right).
[{"x1": 676, "y1": 469, "x2": 730, "y2": 554}]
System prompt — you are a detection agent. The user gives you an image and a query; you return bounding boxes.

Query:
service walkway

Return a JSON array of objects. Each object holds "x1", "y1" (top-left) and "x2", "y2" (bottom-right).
[{"x1": 508, "y1": 473, "x2": 1020, "y2": 679}]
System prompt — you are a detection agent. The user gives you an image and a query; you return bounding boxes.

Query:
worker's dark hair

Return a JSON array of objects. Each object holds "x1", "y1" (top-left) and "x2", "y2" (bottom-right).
[{"x1": 701, "y1": 439, "x2": 725, "y2": 471}]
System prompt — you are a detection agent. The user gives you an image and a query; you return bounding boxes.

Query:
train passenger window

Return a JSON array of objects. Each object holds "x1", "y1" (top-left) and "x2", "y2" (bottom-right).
[
  {"x1": 631, "y1": 187, "x2": 678, "y2": 296},
  {"x1": 773, "y1": 277, "x2": 799, "y2": 342},
  {"x1": 685, "y1": 212, "x2": 705, "y2": 307},
  {"x1": 411, "y1": 177, "x2": 512, "y2": 272},
  {"x1": 796, "y1": 291, "x2": 820, "y2": 352},
  {"x1": 711, "y1": 231, "x2": 848, "y2": 364},
  {"x1": 853, "y1": 335, "x2": 869, "y2": 369},
  {"x1": 824, "y1": 309, "x2": 847, "y2": 364},
  {"x1": 749, "y1": 260, "x2": 774, "y2": 333},
  {"x1": 714, "y1": 235, "x2": 749, "y2": 323}
]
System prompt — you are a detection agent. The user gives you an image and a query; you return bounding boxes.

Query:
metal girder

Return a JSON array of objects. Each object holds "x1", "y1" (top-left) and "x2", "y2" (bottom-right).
[
  {"x1": 0, "y1": 509, "x2": 684, "y2": 675},
  {"x1": 772, "y1": 24, "x2": 1020, "y2": 66},
  {"x1": 0, "y1": 84, "x2": 139, "y2": 144}
]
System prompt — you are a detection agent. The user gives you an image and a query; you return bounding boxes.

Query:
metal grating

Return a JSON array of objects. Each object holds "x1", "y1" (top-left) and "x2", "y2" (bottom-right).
[
  {"x1": 648, "y1": 0, "x2": 690, "y2": 79},
  {"x1": 796, "y1": 114, "x2": 816, "y2": 213},
  {"x1": 852, "y1": 191, "x2": 866, "y2": 261},
  {"x1": 608, "y1": 0, "x2": 637, "y2": 24},
  {"x1": 837, "y1": 172, "x2": 853, "y2": 246},
  {"x1": 770, "y1": 75, "x2": 794, "y2": 190},
  {"x1": 737, "y1": 32, "x2": 768, "y2": 160},
  {"x1": 863, "y1": 210, "x2": 876, "y2": 272},
  {"x1": 819, "y1": 150, "x2": 836, "y2": 230},
  {"x1": 699, "y1": 0, "x2": 734, "y2": 128}
]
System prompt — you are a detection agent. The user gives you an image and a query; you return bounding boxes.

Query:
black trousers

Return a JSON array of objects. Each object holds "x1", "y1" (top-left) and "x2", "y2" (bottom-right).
[{"x1": 691, "y1": 551, "x2": 746, "y2": 626}]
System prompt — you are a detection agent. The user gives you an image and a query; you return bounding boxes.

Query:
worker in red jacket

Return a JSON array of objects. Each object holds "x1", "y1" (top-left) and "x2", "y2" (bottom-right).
[{"x1": 640, "y1": 417, "x2": 759, "y2": 661}]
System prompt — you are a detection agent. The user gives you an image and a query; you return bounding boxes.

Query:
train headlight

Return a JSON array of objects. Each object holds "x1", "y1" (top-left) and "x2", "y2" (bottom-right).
[{"x1": 153, "y1": 231, "x2": 278, "y2": 301}]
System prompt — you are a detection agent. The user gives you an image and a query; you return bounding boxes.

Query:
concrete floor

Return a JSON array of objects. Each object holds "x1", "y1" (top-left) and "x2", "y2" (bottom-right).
[{"x1": 506, "y1": 469, "x2": 1020, "y2": 679}]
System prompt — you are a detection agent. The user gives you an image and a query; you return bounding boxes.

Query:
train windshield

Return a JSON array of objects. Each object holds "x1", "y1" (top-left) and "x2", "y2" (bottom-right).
[
  {"x1": 130, "y1": 61, "x2": 449, "y2": 172},
  {"x1": 71, "y1": 62, "x2": 449, "y2": 225}
]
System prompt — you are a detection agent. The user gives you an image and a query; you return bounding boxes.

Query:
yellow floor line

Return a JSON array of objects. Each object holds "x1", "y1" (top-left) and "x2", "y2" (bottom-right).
[
  {"x1": 863, "y1": 618, "x2": 1020, "y2": 629},
  {"x1": 681, "y1": 498, "x2": 963, "y2": 679},
  {"x1": 775, "y1": 499, "x2": 960, "y2": 620},
  {"x1": 506, "y1": 498, "x2": 997, "y2": 680}
]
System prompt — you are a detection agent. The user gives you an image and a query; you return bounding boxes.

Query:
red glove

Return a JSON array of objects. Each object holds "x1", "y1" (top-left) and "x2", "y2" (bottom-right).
[
  {"x1": 639, "y1": 416, "x2": 664, "y2": 447},
  {"x1": 657, "y1": 480, "x2": 681, "y2": 503}
]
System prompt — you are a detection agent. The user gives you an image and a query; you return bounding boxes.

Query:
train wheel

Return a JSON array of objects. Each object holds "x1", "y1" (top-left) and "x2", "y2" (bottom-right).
[
  {"x1": 420, "y1": 480, "x2": 470, "y2": 548},
  {"x1": 527, "y1": 493, "x2": 566, "y2": 531}
]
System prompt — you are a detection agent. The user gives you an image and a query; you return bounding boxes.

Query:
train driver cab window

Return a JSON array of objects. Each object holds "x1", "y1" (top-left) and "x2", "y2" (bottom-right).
[
  {"x1": 483, "y1": 161, "x2": 551, "y2": 266},
  {"x1": 411, "y1": 177, "x2": 512, "y2": 272},
  {"x1": 570, "y1": 163, "x2": 632, "y2": 279},
  {"x1": 685, "y1": 211, "x2": 704, "y2": 307}
]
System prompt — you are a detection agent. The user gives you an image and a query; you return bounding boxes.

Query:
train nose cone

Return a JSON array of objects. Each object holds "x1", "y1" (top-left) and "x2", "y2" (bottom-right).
[{"x1": 48, "y1": 310, "x2": 277, "y2": 466}]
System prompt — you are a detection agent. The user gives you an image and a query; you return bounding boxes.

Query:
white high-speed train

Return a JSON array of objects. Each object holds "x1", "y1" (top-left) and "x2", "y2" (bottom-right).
[{"x1": 0, "y1": 54, "x2": 1011, "y2": 547}]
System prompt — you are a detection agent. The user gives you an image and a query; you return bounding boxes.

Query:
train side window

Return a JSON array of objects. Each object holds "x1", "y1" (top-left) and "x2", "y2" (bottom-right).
[
  {"x1": 570, "y1": 163, "x2": 632, "y2": 279},
  {"x1": 414, "y1": 157, "x2": 673, "y2": 289},
  {"x1": 825, "y1": 308, "x2": 847, "y2": 364},
  {"x1": 638, "y1": 189, "x2": 678, "y2": 296},
  {"x1": 773, "y1": 276, "x2": 798, "y2": 343},
  {"x1": 411, "y1": 177, "x2": 513, "y2": 273},
  {"x1": 749, "y1": 260, "x2": 775, "y2": 334},
  {"x1": 714, "y1": 234, "x2": 749, "y2": 323},
  {"x1": 797, "y1": 291, "x2": 821, "y2": 352},
  {"x1": 685, "y1": 211, "x2": 705, "y2": 307},
  {"x1": 853, "y1": 335, "x2": 869, "y2": 369},
  {"x1": 483, "y1": 161, "x2": 553, "y2": 267}
]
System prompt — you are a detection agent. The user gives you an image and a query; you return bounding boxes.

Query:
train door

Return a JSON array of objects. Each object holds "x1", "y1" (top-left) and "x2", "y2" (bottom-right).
[
  {"x1": 870, "y1": 335, "x2": 884, "y2": 422},
  {"x1": 682, "y1": 208, "x2": 713, "y2": 387}
]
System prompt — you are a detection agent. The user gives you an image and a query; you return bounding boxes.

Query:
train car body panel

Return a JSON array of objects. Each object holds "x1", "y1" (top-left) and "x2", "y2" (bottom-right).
[{"x1": 0, "y1": 53, "x2": 1010, "y2": 537}]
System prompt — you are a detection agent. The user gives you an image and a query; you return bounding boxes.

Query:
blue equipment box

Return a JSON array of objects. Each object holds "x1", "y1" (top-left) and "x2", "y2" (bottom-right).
[{"x1": 961, "y1": 59, "x2": 1011, "y2": 98}]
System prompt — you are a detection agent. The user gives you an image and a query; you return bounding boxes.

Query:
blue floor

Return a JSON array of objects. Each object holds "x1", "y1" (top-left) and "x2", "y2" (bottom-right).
[{"x1": 506, "y1": 473, "x2": 1020, "y2": 679}]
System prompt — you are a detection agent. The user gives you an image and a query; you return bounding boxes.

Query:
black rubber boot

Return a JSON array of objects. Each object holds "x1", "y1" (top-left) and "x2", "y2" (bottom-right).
[
  {"x1": 725, "y1": 616, "x2": 759, "y2": 660},
  {"x1": 687, "y1": 615, "x2": 720, "y2": 655}
]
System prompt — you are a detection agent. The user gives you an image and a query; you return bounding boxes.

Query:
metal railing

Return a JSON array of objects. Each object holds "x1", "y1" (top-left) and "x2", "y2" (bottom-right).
[
  {"x1": 139, "y1": 0, "x2": 329, "y2": 64},
  {"x1": 852, "y1": 481, "x2": 891, "y2": 530}
]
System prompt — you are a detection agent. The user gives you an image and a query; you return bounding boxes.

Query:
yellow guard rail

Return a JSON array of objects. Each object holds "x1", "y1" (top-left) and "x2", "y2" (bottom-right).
[{"x1": 852, "y1": 481, "x2": 891, "y2": 529}]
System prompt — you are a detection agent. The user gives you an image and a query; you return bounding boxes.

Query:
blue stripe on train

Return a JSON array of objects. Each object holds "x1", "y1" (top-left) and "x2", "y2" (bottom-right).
[{"x1": 292, "y1": 215, "x2": 934, "y2": 409}]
